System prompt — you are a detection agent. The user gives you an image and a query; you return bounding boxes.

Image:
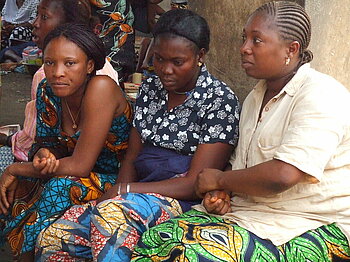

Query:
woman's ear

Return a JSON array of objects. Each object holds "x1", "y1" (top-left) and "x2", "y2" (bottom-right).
[
  {"x1": 87, "y1": 59, "x2": 95, "y2": 74},
  {"x1": 288, "y1": 41, "x2": 300, "y2": 59},
  {"x1": 198, "y1": 48, "x2": 206, "y2": 64}
]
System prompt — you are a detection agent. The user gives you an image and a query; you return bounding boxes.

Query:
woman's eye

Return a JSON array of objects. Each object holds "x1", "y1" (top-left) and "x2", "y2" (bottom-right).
[
  {"x1": 66, "y1": 61, "x2": 75, "y2": 66},
  {"x1": 41, "y1": 14, "x2": 48, "y2": 20},
  {"x1": 253, "y1": 37, "x2": 262, "y2": 44},
  {"x1": 174, "y1": 60, "x2": 183, "y2": 66},
  {"x1": 44, "y1": 60, "x2": 53, "y2": 66},
  {"x1": 154, "y1": 56, "x2": 163, "y2": 62},
  {"x1": 241, "y1": 34, "x2": 247, "y2": 42}
]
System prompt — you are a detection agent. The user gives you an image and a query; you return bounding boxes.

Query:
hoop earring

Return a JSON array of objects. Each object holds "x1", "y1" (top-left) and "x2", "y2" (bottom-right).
[
  {"x1": 198, "y1": 61, "x2": 203, "y2": 67},
  {"x1": 285, "y1": 57, "x2": 291, "y2": 66}
]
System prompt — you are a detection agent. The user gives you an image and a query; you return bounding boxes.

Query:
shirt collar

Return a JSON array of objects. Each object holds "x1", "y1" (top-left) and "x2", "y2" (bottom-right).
[{"x1": 253, "y1": 63, "x2": 311, "y2": 99}]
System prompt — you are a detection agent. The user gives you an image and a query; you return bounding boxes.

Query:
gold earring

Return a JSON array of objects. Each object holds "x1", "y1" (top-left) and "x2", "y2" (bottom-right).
[
  {"x1": 285, "y1": 57, "x2": 291, "y2": 65},
  {"x1": 198, "y1": 61, "x2": 203, "y2": 67}
]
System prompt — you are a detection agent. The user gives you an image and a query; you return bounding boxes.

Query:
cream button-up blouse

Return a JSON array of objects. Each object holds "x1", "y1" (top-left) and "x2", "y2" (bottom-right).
[{"x1": 194, "y1": 63, "x2": 350, "y2": 245}]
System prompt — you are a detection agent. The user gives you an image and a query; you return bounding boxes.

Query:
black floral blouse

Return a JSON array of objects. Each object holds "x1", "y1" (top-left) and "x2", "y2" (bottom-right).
[{"x1": 133, "y1": 65, "x2": 240, "y2": 155}]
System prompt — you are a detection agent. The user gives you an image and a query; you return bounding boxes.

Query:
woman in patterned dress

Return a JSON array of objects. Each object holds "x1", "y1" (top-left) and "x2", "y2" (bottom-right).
[
  {"x1": 132, "y1": 2, "x2": 350, "y2": 261},
  {"x1": 0, "y1": 23, "x2": 132, "y2": 260},
  {"x1": 35, "y1": 9, "x2": 241, "y2": 261}
]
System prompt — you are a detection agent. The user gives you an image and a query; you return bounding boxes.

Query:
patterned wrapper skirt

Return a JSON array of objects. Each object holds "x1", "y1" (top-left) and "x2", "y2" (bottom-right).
[
  {"x1": 132, "y1": 209, "x2": 350, "y2": 262},
  {"x1": 35, "y1": 193, "x2": 184, "y2": 261},
  {"x1": 0, "y1": 173, "x2": 116, "y2": 258}
]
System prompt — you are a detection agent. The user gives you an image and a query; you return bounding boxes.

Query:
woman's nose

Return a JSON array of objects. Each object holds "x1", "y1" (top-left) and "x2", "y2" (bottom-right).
[
  {"x1": 53, "y1": 64, "x2": 65, "y2": 77},
  {"x1": 240, "y1": 41, "x2": 252, "y2": 55},
  {"x1": 32, "y1": 16, "x2": 39, "y2": 28},
  {"x1": 162, "y1": 63, "x2": 173, "y2": 75}
]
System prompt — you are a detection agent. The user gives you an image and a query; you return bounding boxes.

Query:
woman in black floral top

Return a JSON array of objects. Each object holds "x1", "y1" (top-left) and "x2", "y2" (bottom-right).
[{"x1": 35, "y1": 9, "x2": 240, "y2": 261}]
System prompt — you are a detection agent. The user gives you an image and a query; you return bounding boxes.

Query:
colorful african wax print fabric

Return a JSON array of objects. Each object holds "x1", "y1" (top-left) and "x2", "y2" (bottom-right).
[
  {"x1": 35, "y1": 193, "x2": 183, "y2": 261},
  {"x1": 132, "y1": 209, "x2": 350, "y2": 262},
  {"x1": 0, "y1": 79, "x2": 132, "y2": 257},
  {"x1": 90, "y1": 0, "x2": 135, "y2": 82},
  {"x1": 35, "y1": 146, "x2": 193, "y2": 261}
]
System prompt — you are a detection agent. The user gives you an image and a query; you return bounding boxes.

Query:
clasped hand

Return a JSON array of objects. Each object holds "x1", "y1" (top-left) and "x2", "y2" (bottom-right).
[
  {"x1": 33, "y1": 148, "x2": 60, "y2": 175},
  {"x1": 196, "y1": 168, "x2": 232, "y2": 215}
]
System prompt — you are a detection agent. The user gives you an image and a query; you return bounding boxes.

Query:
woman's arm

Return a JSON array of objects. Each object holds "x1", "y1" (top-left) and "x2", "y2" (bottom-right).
[
  {"x1": 196, "y1": 159, "x2": 309, "y2": 198},
  {"x1": 117, "y1": 127, "x2": 144, "y2": 183},
  {"x1": 116, "y1": 142, "x2": 234, "y2": 201}
]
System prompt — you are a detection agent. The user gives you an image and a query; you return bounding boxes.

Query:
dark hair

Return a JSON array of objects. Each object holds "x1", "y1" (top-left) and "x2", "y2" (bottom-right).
[
  {"x1": 152, "y1": 9, "x2": 210, "y2": 52},
  {"x1": 47, "y1": 0, "x2": 91, "y2": 25},
  {"x1": 254, "y1": 1, "x2": 313, "y2": 66},
  {"x1": 43, "y1": 23, "x2": 106, "y2": 72}
]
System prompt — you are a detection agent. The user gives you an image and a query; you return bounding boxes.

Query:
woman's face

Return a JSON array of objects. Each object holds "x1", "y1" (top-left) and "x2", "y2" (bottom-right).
[
  {"x1": 240, "y1": 13, "x2": 290, "y2": 80},
  {"x1": 32, "y1": 0, "x2": 65, "y2": 49},
  {"x1": 153, "y1": 35, "x2": 202, "y2": 93},
  {"x1": 43, "y1": 36, "x2": 94, "y2": 98}
]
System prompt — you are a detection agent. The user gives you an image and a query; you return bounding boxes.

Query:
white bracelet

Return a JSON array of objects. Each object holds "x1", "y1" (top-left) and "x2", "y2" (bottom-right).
[
  {"x1": 117, "y1": 183, "x2": 122, "y2": 195},
  {"x1": 126, "y1": 183, "x2": 130, "y2": 193}
]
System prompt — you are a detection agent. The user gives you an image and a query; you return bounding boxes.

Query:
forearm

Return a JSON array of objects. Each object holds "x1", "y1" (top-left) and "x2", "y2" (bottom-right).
[
  {"x1": 8, "y1": 162, "x2": 43, "y2": 178},
  {"x1": 218, "y1": 160, "x2": 306, "y2": 197},
  {"x1": 120, "y1": 176, "x2": 199, "y2": 200}
]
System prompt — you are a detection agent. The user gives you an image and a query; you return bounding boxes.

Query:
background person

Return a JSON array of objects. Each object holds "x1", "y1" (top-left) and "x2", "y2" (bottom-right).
[
  {"x1": 35, "y1": 9, "x2": 240, "y2": 261},
  {"x1": 131, "y1": 2, "x2": 350, "y2": 261},
  {"x1": 0, "y1": 23, "x2": 132, "y2": 260}
]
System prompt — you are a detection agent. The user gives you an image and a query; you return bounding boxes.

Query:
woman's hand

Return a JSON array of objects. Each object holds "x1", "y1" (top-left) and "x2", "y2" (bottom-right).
[
  {"x1": 195, "y1": 168, "x2": 223, "y2": 198},
  {"x1": 96, "y1": 184, "x2": 119, "y2": 204},
  {"x1": 203, "y1": 190, "x2": 231, "y2": 215},
  {"x1": 0, "y1": 168, "x2": 18, "y2": 215},
  {"x1": 33, "y1": 148, "x2": 59, "y2": 175}
]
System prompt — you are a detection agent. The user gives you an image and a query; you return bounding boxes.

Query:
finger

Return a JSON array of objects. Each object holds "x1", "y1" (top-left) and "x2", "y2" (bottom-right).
[
  {"x1": 47, "y1": 159, "x2": 56, "y2": 174},
  {"x1": 217, "y1": 202, "x2": 231, "y2": 215},
  {"x1": 212, "y1": 199, "x2": 224, "y2": 213},
  {"x1": 0, "y1": 199, "x2": 7, "y2": 215},
  {"x1": 52, "y1": 159, "x2": 60, "y2": 173},
  {"x1": 0, "y1": 186, "x2": 10, "y2": 209},
  {"x1": 203, "y1": 197, "x2": 216, "y2": 213},
  {"x1": 40, "y1": 164, "x2": 51, "y2": 175},
  {"x1": 0, "y1": 192, "x2": 9, "y2": 214},
  {"x1": 34, "y1": 158, "x2": 47, "y2": 169},
  {"x1": 7, "y1": 188, "x2": 16, "y2": 206}
]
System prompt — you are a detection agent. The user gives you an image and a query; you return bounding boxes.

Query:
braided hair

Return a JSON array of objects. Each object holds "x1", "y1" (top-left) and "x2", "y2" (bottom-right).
[{"x1": 254, "y1": 1, "x2": 313, "y2": 67}]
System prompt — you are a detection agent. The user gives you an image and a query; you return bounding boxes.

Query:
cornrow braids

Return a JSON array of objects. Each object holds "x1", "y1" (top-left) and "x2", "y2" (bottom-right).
[{"x1": 255, "y1": 1, "x2": 313, "y2": 67}]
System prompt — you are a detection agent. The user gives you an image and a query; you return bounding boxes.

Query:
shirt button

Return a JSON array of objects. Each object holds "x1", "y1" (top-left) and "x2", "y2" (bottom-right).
[
  {"x1": 265, "y1": 107, "x2": 269, "y2": 111},
  {"x1": 272, "y1": 98, "x2": 277, "y2": 102}
]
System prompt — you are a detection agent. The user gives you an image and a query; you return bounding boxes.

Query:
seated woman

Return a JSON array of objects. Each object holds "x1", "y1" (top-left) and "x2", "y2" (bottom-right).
[
  {"x1": 35, "y1": 9, "x2": 240, "y2": 261},
  {"x1": 0, "y1": 23, "x2": 132, "y2": 260},
  {"x1": 131, "y1": 1, "x2": 350, "y2": 261},
  {"x1": 0, "y1": 0, "x2": 119, "y2": 163}
]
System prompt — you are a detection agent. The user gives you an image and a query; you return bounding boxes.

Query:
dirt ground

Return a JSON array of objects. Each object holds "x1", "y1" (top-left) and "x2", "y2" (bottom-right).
[
  {"x1": 0, "y1": 71, "x2": 32, "y2": 262},
  {"x1": 0, "y1": 71, "x2": 32, "y2": 127}
]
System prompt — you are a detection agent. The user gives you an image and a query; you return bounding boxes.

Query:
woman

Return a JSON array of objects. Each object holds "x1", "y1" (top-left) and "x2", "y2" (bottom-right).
[
  {"x1": 0, "y1": 23, "x2": 132, "y2": 260},
  {"x1": 0, "y1": 0, "x2": 119, "y2": 163},
  {"x1": 35, "y1": 9, "x2": 240, "y2": 261},
  {"x1": 131, "y1": 2, "x2": 350, "y2": 261}
]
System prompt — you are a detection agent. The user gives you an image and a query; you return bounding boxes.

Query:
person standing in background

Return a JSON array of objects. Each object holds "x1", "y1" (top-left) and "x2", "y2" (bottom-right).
[{"x1": 90, "y1": 0, "x2": 135, "y2": 84}]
